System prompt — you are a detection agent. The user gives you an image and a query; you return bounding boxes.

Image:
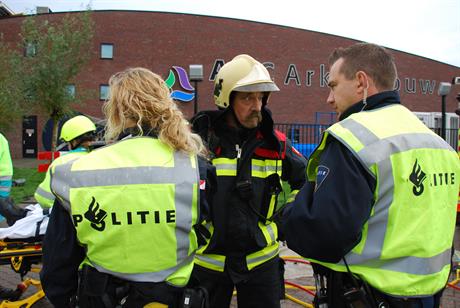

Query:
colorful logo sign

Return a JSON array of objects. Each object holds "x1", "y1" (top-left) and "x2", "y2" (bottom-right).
[{"x1": 165, "y1": 66, "x2": 195, "y2": 102}]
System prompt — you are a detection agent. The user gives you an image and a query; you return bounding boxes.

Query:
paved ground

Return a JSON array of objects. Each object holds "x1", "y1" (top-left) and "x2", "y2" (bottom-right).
[{"x1": 2, "y1": 158, "x2": 460, "y2": 307}]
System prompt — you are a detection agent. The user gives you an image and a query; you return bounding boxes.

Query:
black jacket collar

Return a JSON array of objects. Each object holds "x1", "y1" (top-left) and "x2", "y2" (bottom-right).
[
  {"x1": 117, "y1": 126, "x2": 158, "y2": 141},
  {"x1": 339, "y1": 90, "x2": 401, "y2": 121},
  {"x1": 191, "y1": 106, "x2": 281, "y2": 152}
]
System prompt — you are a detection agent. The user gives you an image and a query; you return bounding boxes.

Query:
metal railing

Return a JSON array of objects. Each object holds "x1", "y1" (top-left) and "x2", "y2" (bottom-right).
[
  {"x1": 275, "y1": 123, "x2": 329, "y2": 158},
  {"x1": 275, "y1": 123, "x2": 459, "y2": 158}
]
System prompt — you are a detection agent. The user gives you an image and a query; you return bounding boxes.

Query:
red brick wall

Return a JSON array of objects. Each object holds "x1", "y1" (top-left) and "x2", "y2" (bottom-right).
[{"x1": 1, "y1": 11, "x2": 460, "y2": 157}]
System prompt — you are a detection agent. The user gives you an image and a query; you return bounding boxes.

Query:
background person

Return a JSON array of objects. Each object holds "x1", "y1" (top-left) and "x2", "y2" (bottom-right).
[
  {"x1": 191, "y1": 54, "x2": 307, "y2": 308},
  {"x1": 283, "y1": 43, "x2": 460, "y2": 307},
  {"x1": 0, "y1": 132, "x2": 22, "y2": 301},
  {"x1": 41, "y1": 67, "x2": 215, "y2": 308},
  {"x1": 0, "y1": 132, "x2": 13, "y2": 224},
  {"x1": 34, "y1": 115, "x2": 97, "y2": 209}
]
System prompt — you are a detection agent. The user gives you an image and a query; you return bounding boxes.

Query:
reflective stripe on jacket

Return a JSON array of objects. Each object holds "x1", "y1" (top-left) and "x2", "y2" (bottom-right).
[
  {"x1": 35, "y1": 148, "x2": 88, "y2": 208},
  {"x1": 196, "y1": 144, "x2": 286, "y2": 271},
  {"x1": 0, "y1": 133, "x2": 13, "y2": 198},
  {"x1": 308, "y1": 104, "x2": 460, "y2": 297},
  {"x1": 51, "y1": 136, "x2": 200, "y2": 287}
]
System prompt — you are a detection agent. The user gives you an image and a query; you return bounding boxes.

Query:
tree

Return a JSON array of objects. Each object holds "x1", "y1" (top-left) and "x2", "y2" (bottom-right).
[
  {"x1": 0, "y1": 40, "x2": 23, "y2": 131},
  {"x1": 0, "y1": 11, "x2": 95, "y2": 151}
]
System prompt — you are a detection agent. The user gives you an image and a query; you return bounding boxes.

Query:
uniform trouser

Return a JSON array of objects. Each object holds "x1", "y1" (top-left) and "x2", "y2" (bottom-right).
[{"x1": 191, "y1": 257, "x2": 283, "y2": 308}]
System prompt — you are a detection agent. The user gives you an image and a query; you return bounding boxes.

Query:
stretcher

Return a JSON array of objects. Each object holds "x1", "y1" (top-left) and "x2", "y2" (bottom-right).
[{"x1": 0, "y1": 204, "x2": 49, "y2": 307}]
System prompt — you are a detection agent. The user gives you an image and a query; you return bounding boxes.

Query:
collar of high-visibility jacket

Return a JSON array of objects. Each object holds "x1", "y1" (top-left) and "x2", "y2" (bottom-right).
[{"x1": 339, "y1": 90, "x2": 401, "y2": 121}]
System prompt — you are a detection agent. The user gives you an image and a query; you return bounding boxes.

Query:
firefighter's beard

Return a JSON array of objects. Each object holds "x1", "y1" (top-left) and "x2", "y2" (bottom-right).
[{"x1": 242, "y1": 111, "x2": 262, "y2": 128}]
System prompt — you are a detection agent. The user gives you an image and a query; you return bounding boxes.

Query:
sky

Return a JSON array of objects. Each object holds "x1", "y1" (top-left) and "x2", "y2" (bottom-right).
[{"x1": 3, "y1": 0, "x2": 460, "y2": 67}]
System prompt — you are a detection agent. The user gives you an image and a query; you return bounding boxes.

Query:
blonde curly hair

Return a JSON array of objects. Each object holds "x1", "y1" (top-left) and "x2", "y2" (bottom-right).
[{"x1": 103, "y1": 67, "x2": 206, "y2": 156}]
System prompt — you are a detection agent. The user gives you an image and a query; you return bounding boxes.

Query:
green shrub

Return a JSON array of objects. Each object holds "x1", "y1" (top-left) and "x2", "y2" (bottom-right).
[{"x1": 11, "y1": 167, "x2": 45, "y2": 204}]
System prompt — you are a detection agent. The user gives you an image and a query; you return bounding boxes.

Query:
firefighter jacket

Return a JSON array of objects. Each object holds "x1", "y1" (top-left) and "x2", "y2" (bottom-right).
[
  {"x1": 191, "y1": 107, "x2": 307, "y2": 273},
  {"x1": 284, "y1": 91, "x2": 460, "y2": 297},
  {"x1": 0, "y1": 133, "x2": 13, "y2": 199},
  {"x1": 34, "y1": 147, "x2": 89, "y2": 208}
]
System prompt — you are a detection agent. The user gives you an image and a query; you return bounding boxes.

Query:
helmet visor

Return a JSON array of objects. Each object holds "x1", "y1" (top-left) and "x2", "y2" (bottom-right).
[{"x1": 233, "y1": 82, "x2": 279, "y2": 93}]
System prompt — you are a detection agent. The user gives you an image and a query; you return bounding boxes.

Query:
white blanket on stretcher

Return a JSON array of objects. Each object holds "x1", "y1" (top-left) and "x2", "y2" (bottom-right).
[{"x1": 0, "y1": 204, "x2": 50, "y2": 239}]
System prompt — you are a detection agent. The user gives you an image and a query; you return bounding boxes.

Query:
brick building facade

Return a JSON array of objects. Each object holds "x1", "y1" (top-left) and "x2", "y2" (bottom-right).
[{"x1": 1, "y1": 10, "x2": 460, "y2": 158}]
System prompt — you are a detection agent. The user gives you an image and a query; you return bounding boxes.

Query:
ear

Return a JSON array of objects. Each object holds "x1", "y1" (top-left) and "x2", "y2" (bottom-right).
[{"x1": 356, "y1": 71, "x2": 369, "y2": 94}]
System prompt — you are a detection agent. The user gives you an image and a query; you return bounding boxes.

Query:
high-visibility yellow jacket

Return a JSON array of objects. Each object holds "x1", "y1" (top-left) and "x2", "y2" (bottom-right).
[
  {"x1": 307, "y1": 104, "x2": 460, "y2": 296},
  {"x1": 0, "y1": 133, "x2": 13, "y2": 199},
  {"x1": 34, "y1": 148, "x2": 89, "y2": 208},
  {"x1": 51, "y1": 136, "x2": 200, "y2": 287}
]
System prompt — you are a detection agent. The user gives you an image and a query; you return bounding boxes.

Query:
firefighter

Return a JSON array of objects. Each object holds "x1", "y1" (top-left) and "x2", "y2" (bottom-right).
[
  {"x1": 191, "y1": 54, "x2": 307, "y2": 308},
  {"x1": 34, "y1": 115, "x2": 97, "y2": 208},
  {"x1": 40, "y1": 67, "x2": 215, "y2": 307},
  {"x1": 283, "y1": 43, "x2": 460, "y2": 307}
]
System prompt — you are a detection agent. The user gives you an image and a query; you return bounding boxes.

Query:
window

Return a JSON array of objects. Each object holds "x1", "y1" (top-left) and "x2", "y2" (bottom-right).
[
  {"x1": 24, "y1": 42, "x2": 37, "y2": 57},
  {"x1": 99, "y1": 84, "x2": 109, "y2": 101},
  {"x1": 66, "y1": 84, "x2": 76, "y2": 98},
  {"x1": 100, "y1": 43, "x2": 113, "y2": 59}
]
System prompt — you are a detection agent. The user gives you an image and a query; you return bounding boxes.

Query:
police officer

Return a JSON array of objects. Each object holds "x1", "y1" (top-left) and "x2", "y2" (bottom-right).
[
  {"x1": 40, "y1": 67, "x2": 215, "y2": 307},
  {"x1": 34, "y1": 115, "x2": 97, "y2": 208},
  {"x1": 191, "y1": 54, "x2": 307, "y2": 308},
  {"x1": 283, "y1": 43, "x2": 460, "y2": 307}
]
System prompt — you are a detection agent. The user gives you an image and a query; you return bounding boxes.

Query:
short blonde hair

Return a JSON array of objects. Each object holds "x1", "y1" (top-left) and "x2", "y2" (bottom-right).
[{"x1": 103, "y1": 67, "x2": 206, "y2": 156}]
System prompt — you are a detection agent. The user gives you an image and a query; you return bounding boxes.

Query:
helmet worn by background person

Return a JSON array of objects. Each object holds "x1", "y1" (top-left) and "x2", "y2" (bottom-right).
[
  {"x1": 213, "y1": 54, "x2": 279, "y2": 109},
  {"x1": 60, "y1": 115, "x2": 96, "y2": 142}
]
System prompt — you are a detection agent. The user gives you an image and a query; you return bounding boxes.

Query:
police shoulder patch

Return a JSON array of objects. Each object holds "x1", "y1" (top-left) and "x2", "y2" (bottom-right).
[{"x1": 315, "y1": 165, "x2": 330, "y2": 192}]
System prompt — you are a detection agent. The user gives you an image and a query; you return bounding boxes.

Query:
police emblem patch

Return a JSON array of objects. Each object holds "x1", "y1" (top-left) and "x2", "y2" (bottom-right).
[{"x1": 315, "y1": 165, "x2": 330, "y2": 192}]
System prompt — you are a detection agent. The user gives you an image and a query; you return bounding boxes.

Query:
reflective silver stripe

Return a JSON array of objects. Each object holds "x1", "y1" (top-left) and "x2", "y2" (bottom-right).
[
  {"x1": 216, "y1": 163, "x2": 279, "y2": 175},
  {"x1": 0, "y1": 176, "x2": 12, "y2": 181},
  {"x1": 195, "y1": 254, "x2": 225, "y2": 269},
  {"x1": 328, "y1": 120, "x2": 377, "y2": 180},
  {"x1": 91, "y1": 254, "x2": 195, "y2": 283},
  {"x1": 331, "y1": 118, "x2": 453, "y2": 275},
  {"x1": 174, "y1": 152, "x2": 199, "y2": 263},
  {"x1": 338, "y1": 119, "x2": 454, "y2": 168},
  {"x1": 340, "y1": 118, "x2": 380, "y2": 146},
  {"x1": 214, "y1": 164, "x2": 236, "y2": 171},
  {"x1": 0, "y1": 187, "x2": 10, "y2": 192},
  {"x1": 252, "y1": 165, "x2": 279, "y2": 173},
  {"x1": 360, "y1": 133, "x2": 454, "y2": 166},
  {"x1": 344, "y1": 248, "x2": 451, "y2": 276},
  {"x1": 52, "y1": 152, "x2": 197, "y2": 211},
  {"x1": 35, "y1": 186, "x2": 55, "y2": 201},
  {"x1": 266, "y1": 223, "x2": 276, "y2": 245},
  {"x1": 247, "y1": 246, "x2": 279, "y2": 266},
  {"x1": 50, "y1": 156, "x2": 81, "y2": 211}
]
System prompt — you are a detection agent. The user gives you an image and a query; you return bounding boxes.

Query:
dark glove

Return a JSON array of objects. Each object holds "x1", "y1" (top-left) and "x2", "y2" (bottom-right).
[{"x1": 0, "y1": 196, "x2": 28, "y2": 226}]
